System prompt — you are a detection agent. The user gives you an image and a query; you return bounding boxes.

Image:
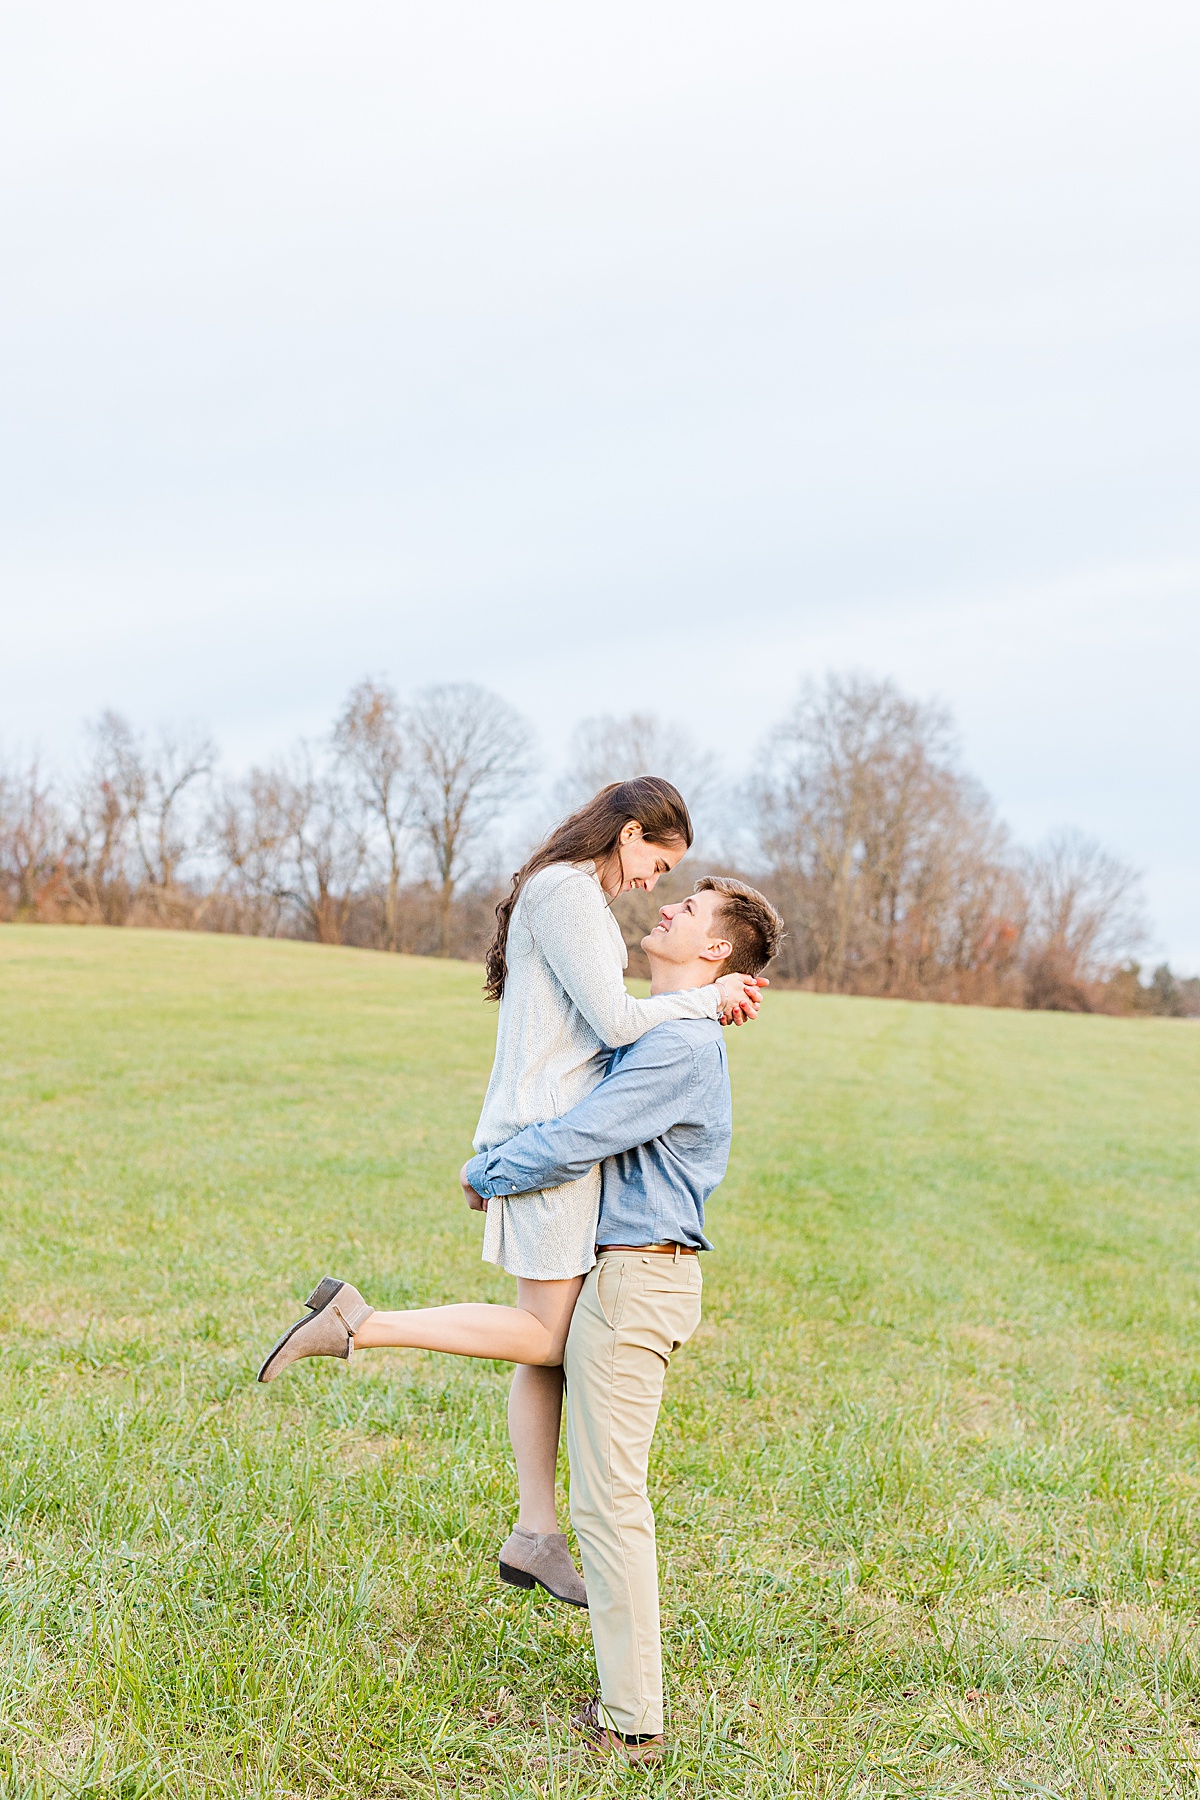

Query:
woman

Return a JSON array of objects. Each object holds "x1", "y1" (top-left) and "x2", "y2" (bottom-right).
[{"x1": 258, "y1": 778, "x2": 763, "y2": 1605}]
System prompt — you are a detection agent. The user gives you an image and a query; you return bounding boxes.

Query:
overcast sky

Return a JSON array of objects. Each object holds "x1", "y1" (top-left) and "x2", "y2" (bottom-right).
[{"x1": 1, "y1": 1, "x2": 1197, "y2": 965}]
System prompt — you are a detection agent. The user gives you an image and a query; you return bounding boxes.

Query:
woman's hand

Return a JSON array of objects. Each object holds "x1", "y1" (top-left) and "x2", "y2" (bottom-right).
[
  {"x1": 715, "y1": 972, "x2": 768, "y2": 1026},
  {"x1": 460, "y1": 1160, "x2": 488, "y2": 1211}
]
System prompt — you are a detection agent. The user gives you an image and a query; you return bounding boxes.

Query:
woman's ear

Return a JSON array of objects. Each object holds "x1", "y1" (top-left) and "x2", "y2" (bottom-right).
[{"x1": 619, "y1": 820, "x2": 643, "y2": 845}]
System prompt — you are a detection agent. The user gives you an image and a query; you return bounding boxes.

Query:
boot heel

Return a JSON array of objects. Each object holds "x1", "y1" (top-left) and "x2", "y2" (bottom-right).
[
  {"x1": 305, "y1": 1276, "x2": 344, "y2": 1312},
  {"x1": 499, "y1": 1562, "x2": 536, "y2": 1590}
]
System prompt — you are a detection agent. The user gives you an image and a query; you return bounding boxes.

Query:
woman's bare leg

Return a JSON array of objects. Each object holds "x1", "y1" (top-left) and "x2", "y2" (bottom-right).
[
  {"x1": 348, "y1": 1276, "x2": 583, "y2": 1535},
  {"x1": 353, "y1": 1274, "x2": 582, "y2": 1365},
  {"x1": 510, "y1": 1364, "x2": 570, "y2": 1533},
  {"x1": 505, "y1": 1280, "x2": 580, "y2": 1532}
]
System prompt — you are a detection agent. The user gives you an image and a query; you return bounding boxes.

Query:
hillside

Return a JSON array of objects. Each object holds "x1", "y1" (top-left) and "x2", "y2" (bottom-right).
[{"x1": 2, "y1": 924, "x2": 1199, "y2": 1796}]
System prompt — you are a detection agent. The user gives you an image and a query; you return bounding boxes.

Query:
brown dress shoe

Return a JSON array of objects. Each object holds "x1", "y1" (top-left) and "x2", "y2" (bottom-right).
[
  {"x1": 257, "y1": 1278, "x2": 374, "y2": 1383},
  {"x1": 498, "y1": 1526, "x2": 588, "y2": 1607},
  {"x1": 571, "y1": 1698, "x2": 665, "y2": 1763}
]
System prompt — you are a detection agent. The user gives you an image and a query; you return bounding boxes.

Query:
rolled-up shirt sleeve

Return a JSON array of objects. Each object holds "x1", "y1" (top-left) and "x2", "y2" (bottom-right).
[{"x1": 465, "y1": 1032, "x2": 697, "y2": 1199}]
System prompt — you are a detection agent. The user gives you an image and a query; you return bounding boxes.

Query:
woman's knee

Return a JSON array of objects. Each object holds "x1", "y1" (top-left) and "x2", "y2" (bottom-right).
[{"x1": 516, "y1": 1300, "x2": 579, "y2": 1366}]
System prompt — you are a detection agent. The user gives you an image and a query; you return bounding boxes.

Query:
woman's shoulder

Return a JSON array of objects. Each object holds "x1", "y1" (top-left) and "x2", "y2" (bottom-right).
[{"x1": 521, "y1": 861, "x2": 602, "y2": 911}]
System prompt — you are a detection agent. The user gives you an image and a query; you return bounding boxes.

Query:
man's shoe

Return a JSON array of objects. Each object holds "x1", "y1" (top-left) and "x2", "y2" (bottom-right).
[
  {"x1": 498, "y1": 1527, "x2": 588, "y2": 1607},
  {"x1": 257, "y1": 1277, "x2": 374, "y2": 1383},
  {"x1": 571, "y1": 1698, "x2": 665, "y2": 1763}
]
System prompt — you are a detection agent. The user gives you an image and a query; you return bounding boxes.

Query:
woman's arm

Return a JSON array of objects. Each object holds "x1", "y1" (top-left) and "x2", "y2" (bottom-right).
[{"x1": 532, "y1": 870, "x2": 742, "y2": 1047}]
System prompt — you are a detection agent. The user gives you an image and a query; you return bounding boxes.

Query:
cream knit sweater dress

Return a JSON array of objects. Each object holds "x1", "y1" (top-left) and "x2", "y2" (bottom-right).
[{"x1": 473, "y1": 862, "x2": 722, "y2": 1279}]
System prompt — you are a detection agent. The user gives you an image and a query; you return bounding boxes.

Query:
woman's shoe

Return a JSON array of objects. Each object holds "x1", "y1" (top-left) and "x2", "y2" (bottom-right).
[
  {"x1": 571, "y1": 1698, "x2": 665, "y2": 1763},
  {"x1": 498, "y1": 1526, "x2": 588, "y2": 1607},
  {"x1": 257, "y1": 1278, "x2": 373, "y2": 1383}
]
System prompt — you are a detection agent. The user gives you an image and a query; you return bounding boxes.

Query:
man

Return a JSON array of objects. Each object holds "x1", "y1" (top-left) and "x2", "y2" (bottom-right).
[{"x1": 462, "y1": 876, "x2": 783, "y2": 1762}]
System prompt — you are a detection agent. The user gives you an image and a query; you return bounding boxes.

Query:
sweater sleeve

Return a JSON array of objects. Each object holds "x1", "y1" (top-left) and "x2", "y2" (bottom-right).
[{"x1": 530, "y1": 870, "x2": 721, "y2": 1047}]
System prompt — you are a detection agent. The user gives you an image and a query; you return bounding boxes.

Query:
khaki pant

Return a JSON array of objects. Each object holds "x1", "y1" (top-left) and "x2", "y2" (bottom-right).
[{"x1": 563, "y1": 1249, "x2": 703, "y2": 1736}]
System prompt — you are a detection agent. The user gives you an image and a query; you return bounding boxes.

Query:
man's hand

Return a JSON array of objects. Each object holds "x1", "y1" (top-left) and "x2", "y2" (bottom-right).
[
  {"x1": 460, "y1": 1159, "x2": 488, "y2": 1211},
  {"x1": 716, "y1": 972, "x2": 768, "y2": 1026}
]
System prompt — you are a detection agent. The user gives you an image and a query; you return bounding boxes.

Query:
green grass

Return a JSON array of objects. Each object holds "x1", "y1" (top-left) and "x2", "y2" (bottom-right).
[{"x1": 2, "y1": 925, "x2": 1200, "y2": 1798}]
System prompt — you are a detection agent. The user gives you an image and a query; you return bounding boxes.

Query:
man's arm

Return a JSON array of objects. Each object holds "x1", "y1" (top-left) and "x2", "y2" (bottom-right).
[{"x1": 463, "y1": 1028, "x2": 697, "y2": 1201}]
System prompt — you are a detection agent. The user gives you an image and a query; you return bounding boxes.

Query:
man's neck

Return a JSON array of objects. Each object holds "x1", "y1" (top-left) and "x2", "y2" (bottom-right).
[{"x1": 648, "y1": 960, "x2": 716, "y2": 996}]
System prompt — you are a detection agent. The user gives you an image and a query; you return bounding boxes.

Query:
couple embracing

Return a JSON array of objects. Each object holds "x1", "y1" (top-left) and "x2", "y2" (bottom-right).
[{"x1": 258, "y1": 778, "x2": 783, "y2": 1762}]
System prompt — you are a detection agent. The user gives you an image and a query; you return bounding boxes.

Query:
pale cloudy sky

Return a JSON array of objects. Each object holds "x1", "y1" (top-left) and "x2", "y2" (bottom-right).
[{"x1": 1, "y1": 1, "x2": 1198, "y2": 964}]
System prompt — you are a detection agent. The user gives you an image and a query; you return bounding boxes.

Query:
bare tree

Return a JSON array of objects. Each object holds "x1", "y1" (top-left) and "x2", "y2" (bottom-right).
[
  {"x1": 60, "y1": 715, "x2": 136, "y2": 922},
  {"x1": 754, "y1": 675, "x2": 945, "y2": 987},
  {"x1": 555, "y1": 712, "x2": 722, "y2": 837},
  {"x1": 1021, "y1": 827, "x2": 1145, "y2": 1008},
  {"x1": 890, "y1": 775, "x2": 1025, "y2": 1001},
  {"x1": 407, "y1": 683, "x2": 536, "y2": 956},
  {"x1": 1143, "y1": 963, "x2": 1194, "y2": 1018},
  {"x1": 207, "y1": 767, "x2": 294, "y2": 936},
  {"x1": 333, "y1": 679, "x2": 412, "y2": 952},
  {"x1": 0, "y1": 756, "x2": 64, "y2": 917},
  {"x1": 81, "y1": 711, "x2": 215, "y2": 917},
  {"x1": 281, "y1": 751, "x2": 368, "y2": 945},
  {"x1": 751, "y1": 673, "x2": 1022, "y2": 998}
]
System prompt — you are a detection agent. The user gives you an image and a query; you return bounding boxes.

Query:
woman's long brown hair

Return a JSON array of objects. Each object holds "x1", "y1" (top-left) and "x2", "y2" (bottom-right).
[{"x1": 484, "y1": 776, "x2": 694, "y2": 1002}]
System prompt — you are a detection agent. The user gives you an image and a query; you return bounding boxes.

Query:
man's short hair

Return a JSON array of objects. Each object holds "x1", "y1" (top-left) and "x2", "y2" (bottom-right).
[{"x1": 696, "y1": 876, "x2": 784, "y2": 979}]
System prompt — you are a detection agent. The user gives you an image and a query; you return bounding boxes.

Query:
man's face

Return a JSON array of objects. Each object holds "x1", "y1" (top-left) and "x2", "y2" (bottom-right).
[{"x1": 642, "y1": 890, "x2": 731, "y2": 968}]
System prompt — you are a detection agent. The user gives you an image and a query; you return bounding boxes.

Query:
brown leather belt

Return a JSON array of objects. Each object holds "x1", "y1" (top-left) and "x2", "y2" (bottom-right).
[{"x1": 596, "y1": 1242, "x2": 698, "y2": 1257}]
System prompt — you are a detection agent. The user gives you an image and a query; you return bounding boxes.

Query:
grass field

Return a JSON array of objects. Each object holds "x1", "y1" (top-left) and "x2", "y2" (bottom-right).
[{"x1": 2, "y1": 925, "x2": 1200, "y2": 1798}]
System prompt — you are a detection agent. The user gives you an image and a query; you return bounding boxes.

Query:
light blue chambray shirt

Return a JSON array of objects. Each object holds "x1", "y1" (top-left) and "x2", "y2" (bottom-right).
[{"x1": 463, "y1": 1017, "x2": 731, "y2": 1251}]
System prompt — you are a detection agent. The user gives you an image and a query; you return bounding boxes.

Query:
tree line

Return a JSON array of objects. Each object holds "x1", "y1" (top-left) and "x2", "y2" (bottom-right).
[{"x1": 1, "y1": 672, "x2": 1194, "y2": 1017}]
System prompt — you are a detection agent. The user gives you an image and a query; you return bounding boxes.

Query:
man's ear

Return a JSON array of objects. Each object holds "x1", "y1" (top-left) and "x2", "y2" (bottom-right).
[{"x1": 700, "y1": 937, "x2": 733, "y2": 965}]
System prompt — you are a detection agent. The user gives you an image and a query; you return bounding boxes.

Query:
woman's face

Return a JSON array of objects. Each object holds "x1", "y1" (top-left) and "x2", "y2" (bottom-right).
[{"x1": 617, "y1": 826, "x2": 686, "y2": 894}]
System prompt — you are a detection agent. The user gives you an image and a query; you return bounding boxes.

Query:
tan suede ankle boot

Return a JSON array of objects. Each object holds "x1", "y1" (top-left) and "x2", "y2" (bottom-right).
[
  {"x1": 257, "y1": 1278, "x2": 374, "y2": 1383},
  {"x1": 498, "y1": 1526, "x2": 588, "y2": 1607}
]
